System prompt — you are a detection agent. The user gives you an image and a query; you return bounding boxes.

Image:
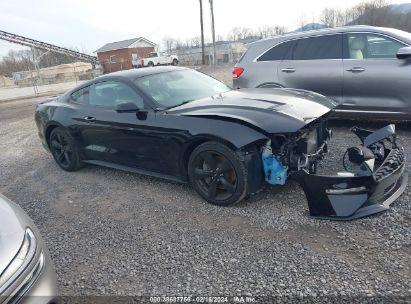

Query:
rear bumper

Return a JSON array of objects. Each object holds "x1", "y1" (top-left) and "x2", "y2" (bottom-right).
[{"x1": 293, "y1": 124, "x2": 408, "y2": 220}]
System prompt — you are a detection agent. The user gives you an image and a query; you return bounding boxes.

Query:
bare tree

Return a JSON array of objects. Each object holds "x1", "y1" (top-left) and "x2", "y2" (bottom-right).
[
  {"x1": 162, "y1": 37, "x2": 177, "y2": 54},
  {"x1": 227, "y1": 27, "x2": 257, "y2": 41},
  {"x1": 257, "y1": 25, "x2": 286, "y2": 38},
  {"x1": 0, "y1": 48, "x2": 79, "y2": 77},
  {"x1": 321, "y1": 8, "x2": 336, "y2": 27},
  {"x1": 191, "y1": 36, "x2": 201, "y2": 48},
  {"x1": 216, "y1": 34, "x2": 224, "y2": 41},
  {"x1": 227, "y1": 27, "x2": 241, "y2": 41},
  {"x1": 298, "y1": 14, "x2": 307, "y2": 31}
]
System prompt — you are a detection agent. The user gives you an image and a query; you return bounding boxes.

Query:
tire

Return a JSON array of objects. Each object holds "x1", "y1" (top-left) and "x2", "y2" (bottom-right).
[
  {"x1": 172, "y1": 59, "x2": 178, "y2": 66},
  {"x1": 148, "y1": 61, "x2": 154, "y2": 67},
  {"x1": 49, "y1": 127, "x2": 82, "y2": 172},
  {"x1": 188, "y1": 141, "x2": 248, "y2": 206}
]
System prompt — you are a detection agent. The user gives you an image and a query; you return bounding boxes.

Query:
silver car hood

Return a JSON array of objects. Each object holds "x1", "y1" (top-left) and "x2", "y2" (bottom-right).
[{"x1": 0, "y1": 194, "x2": 26, "y2": 275}]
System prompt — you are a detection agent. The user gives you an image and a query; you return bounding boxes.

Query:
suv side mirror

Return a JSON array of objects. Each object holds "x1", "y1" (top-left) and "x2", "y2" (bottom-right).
[
  {"x1": 115, "y1": 102, "x2": 140, "y2": 113},
  {"x1": 396, "y1": 46, "x2": 411, "y2": 59}
]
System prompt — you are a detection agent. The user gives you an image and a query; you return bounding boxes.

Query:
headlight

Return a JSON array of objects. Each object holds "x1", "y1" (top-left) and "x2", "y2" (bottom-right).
[{"x1": 0, "y1": 228, "x2": 37, "y2": 292}]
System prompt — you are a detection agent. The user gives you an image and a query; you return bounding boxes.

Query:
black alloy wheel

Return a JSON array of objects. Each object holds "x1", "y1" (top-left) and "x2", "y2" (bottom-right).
[
  {"x1": 188, "y1": 142, "x2": 248, "y2": 206},
  {"x1": 49, "y1": 127, "x2": 82, "y2": 171}
]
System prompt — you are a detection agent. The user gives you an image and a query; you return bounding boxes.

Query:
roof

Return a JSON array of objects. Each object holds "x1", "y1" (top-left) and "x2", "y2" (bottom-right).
[
  {"x1": 107, "y1": 66, "x2": 188, "y2": 79},
  {"x1": 95, "y1": 37, "x2": 157, "y2": 53},
  {"x1": 251, "y1": 25, "x2": 411, "y2": 46},
  {"x1": 64, "y1": 66, "x2": 189, "y2": 96}
]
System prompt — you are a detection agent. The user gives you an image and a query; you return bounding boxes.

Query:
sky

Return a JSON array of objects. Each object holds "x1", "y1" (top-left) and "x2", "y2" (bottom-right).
[{"x1": 0, "y1": 0, "x2": 410, "y2": 57}]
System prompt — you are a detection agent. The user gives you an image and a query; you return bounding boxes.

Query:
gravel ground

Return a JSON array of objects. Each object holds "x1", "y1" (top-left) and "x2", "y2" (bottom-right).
[{"x1": 0, "y1": 66, "x2": 410, "y2": 303}]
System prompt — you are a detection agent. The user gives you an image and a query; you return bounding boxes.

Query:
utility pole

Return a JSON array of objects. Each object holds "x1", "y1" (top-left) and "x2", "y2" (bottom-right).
[
  {"x1": 209, "y1": 0, "x2": 216, "y2": 65},
  {"x1": 199, "y1": 0, "x2": 205, "y2": 65}
]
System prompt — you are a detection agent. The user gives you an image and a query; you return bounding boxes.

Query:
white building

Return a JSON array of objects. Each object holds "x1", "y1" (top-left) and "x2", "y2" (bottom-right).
[{"x1": 176, "y1": 41, "x2": 249, "y2": 65}]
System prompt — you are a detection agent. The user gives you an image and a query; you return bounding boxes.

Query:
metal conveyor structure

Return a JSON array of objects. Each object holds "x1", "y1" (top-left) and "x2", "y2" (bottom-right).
[{"x1": 0, "y1": 29, "x2": 98, "y2": 64}]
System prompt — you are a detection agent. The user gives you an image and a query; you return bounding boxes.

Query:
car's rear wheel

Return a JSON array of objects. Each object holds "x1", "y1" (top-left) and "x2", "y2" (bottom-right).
[
  {"x1": 172, "y1": 59, "x2": 178, "y2": 66},
  {"x1": 148, "y1": 61, "x2": 154, "y2": 67},
  {"x1": 49, "y1": 127, "x2": 82, "y2": 172},
  {"x1": 188, "y1": 142, "x2": 248, "y2": 206}
]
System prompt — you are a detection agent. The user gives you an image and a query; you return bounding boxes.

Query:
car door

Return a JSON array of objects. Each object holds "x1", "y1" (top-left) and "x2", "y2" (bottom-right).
[
  {"x1": 72, "y1": 80, "x2": 177, "y2": 174},
  {"x1": 253, "y1": 40, "x2": 295, "y2": 88},
  {"x1": 71, "y1": 81, "x2": 142, "y2": 163},
  {"x1": 341, "y1": 32, "x2": 410, "y2": 115},
  {"x1": 278, "y1": 34, "x2": 344, "y2": 103}
]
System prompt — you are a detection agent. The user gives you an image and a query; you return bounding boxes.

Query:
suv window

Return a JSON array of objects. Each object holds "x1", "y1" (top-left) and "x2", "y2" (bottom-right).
[
  {"x1": 257, "y1": 40, "x2": 295, "y2": 61},
  {"x1": 89, "y1": 81, "x2": 145, "y2": 108},
  {"x1": 70, "y1": 86, "x2": 90, "y2": 105},
  {"x1": 345, "y1": 33, "x2": 406, "y2": 59},
  {"x1": 292, "y1": 34, "x2": 342, "y2": 60}
]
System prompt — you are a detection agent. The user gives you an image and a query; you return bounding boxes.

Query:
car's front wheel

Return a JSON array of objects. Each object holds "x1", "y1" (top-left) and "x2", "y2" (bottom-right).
[
  {"x1": 49, "y1": 127, "x2": 82, "y2": 172},
  {"x1": 188, "y1": 141, "x2": 248, "y2": 206}
]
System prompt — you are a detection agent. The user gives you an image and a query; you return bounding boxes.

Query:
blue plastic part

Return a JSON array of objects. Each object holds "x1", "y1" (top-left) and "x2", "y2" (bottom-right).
[{"x1": 262, "y1": 150, "x2": 287, "y2": 185}]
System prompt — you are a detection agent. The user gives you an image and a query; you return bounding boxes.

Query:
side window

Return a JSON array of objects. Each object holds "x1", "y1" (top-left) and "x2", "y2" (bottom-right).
[
  {"x1": 346, "y1": 33, "x2": 405, "y2": 59},
  {"x1": 292, "y1": 35, "x2": 342, "y2": 60},
  {"x1": 70, "y1": 86, "x2": 90, "y2": 105},
  {"x1": 257, "y1": 40, "x2": 295, "y2": 61},
  {"x1": 89, "y1": 81, "x2": 145, "y2": 108},
  {"x1": 109, "y1": 55, "x2": 117, "y2": 63}
]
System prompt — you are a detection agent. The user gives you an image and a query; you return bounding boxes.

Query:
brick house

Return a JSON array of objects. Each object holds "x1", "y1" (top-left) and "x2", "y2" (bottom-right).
[{"x1": 95, "y1": 37, "x2": 157, "y2": 73}]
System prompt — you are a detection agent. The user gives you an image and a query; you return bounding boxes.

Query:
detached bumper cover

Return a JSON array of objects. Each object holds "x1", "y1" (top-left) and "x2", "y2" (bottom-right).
[{"x1": 293, "y1": 124, "x2": 408, "y2": 220}]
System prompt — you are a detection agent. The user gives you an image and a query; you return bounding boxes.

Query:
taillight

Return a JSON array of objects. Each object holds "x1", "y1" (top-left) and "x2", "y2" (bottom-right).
[
  {"x1": 141, "y1": 59, "x2": 144, "y2": 65},
  {"x1": 232, "y1": 67, "x2": 244, "y2": 79}
]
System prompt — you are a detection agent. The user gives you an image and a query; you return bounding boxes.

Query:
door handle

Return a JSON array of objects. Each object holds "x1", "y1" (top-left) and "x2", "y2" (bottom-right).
[
  {"x1": 83, "y1": 116, "x2": 96, "y2": 122},
  {"x1": 346, "y1": 67, "x2": 365, "y2": 73},
  {"x1": 281, "y1": 68, "x2": 296, "y2": 73}
]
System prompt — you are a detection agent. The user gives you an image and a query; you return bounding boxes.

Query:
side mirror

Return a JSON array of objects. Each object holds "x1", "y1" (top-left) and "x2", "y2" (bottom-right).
[
  {"x1": 396, "y1": 46, "x2": 411, "y2": 59},
  {"x1": 115, "y1": 102, "x2": 140, "y2": 113}
]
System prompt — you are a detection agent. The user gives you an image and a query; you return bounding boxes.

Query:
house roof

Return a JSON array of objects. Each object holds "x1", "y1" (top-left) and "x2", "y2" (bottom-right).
[{"x1": 95, "y1": 37, "x2": 157, "y2": 53}]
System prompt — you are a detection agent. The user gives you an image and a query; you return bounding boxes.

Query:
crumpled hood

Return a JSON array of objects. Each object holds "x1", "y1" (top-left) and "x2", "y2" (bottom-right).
[
  {"x1": 168, "y1": 88, "x2": 337, "y2": 133},
  {"x1": 0, "y1": 194, "x2": 27, "y2": 276}
]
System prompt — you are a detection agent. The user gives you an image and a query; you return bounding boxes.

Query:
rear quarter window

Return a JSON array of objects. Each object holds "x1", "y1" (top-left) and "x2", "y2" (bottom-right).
[
  {"x1": 257, "y1": 40, "x2": 295, "y2": 61},
  {"x1": 236, "y1": 49, "x2": 248, "y2": 63},
  {"x1": 70, "y1": 86, "x2": 90, "y2": 105}
]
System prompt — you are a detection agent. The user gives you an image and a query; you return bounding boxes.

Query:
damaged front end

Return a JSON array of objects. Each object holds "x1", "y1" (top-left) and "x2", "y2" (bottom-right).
[{"x1": 262, "y1": 123, "x2": 407, "y2": 220}]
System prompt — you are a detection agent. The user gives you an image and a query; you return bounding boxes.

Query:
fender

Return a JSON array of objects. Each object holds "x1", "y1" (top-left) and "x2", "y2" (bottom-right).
[{"x1": 169, "y1": 114, "x2": 269, "y2": 149}]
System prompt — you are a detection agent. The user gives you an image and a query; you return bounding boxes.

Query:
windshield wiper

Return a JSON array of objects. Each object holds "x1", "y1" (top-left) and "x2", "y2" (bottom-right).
[{"x1": 165, "y1": 99, "x2": 195, "y2": 110}]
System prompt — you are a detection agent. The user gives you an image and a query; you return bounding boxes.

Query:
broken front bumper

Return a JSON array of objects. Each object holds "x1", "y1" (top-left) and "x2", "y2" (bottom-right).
[{"x1": 293, "y1": 124, "x2": 408, "y2": 220}]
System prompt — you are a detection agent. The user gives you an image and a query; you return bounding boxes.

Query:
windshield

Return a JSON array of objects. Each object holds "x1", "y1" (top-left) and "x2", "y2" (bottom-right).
[{"x1": 134, "y1": 69, "x2": 231, "y2": 109}]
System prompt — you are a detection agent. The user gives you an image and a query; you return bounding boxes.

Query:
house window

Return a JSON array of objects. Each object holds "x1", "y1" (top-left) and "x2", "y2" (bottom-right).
[{"x1": 109, "y1": 55, "x2": 117, "y2": 63}]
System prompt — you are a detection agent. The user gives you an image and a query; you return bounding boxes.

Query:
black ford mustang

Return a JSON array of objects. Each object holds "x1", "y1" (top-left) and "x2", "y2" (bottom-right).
[{"x1": 35, "y1": 66, "x2": 407, "y2": 220}]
